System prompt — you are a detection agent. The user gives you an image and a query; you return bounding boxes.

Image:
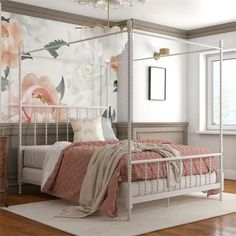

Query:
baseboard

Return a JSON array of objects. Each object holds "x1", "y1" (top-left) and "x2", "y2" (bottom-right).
[
  {"x1": 6, "y1": 174, "x2": 18, "y2": 187},
  {"x1": 0, "y1": 174, "x2": 18, "y2": 193},
  {"x1": 0, "y1": 175, "x2": 40, "y2": 194},
  {"x1": 224, "y1": 169, "x2": 236, "y2": 180}
]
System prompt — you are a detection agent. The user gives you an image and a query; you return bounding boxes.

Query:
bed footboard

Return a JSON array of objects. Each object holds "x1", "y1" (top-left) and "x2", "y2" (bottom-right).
[{"x1": 123, "y1": 153, "x2": 223, "y2": 210}]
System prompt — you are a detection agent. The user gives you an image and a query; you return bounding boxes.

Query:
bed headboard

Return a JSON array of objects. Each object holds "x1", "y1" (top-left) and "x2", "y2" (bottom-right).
[
  {"x1": 19, "y1": 105, "x2": 108, "y2": 146},
  {"x1": 18, "y1": 106, "x2": 187, "y2": 146}
]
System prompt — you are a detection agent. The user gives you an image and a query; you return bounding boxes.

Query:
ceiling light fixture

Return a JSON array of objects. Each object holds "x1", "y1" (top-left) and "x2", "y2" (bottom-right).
[
  {"x1": 71, "y1": 0, "x2": 146, "y2": 9},
  {"x1": 73, "y1": 0, "x2": 146, "y2": 29}
]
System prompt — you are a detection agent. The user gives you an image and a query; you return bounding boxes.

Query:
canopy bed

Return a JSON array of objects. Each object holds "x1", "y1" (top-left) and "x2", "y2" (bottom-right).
[{"x1": 16, "y1": 19, "x2": 224, "y2": 220}]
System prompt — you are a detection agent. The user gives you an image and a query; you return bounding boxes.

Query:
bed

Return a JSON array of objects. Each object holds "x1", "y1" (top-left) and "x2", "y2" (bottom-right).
[
  {"x1": 21, "y1": 145, "x2": 217, "y2": 196},
  {"x1": 17, "y1": 19, "x2": 224, "y2": 220},
  {"x1": 18, "y1": 137, "x2": 220, "y2": 218}
]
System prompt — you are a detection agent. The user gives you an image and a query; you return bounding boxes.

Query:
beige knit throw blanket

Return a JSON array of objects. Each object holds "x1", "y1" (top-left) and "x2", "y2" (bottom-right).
[{"x1": 59, "y1": 140, "x2": 181, "y2": 218}]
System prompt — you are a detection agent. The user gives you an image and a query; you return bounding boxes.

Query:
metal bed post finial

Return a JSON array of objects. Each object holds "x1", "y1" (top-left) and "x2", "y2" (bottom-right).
[
  {"x1": 127, "y1": 19, "x2": 133, "y2": 221},
  {"x1": 219, "y1": 39, "x2": 224, "y2": 201}
]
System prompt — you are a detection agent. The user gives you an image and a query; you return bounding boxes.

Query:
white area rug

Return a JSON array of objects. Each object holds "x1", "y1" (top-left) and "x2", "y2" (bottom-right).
[{"x1": 3, "y1": 193, "x2": 236, "y2": 236}]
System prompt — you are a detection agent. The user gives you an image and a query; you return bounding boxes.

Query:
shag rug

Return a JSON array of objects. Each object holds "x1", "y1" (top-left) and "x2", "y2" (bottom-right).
[{"x1": 2, "y1": 193, "x2": 236, "y2": 236}]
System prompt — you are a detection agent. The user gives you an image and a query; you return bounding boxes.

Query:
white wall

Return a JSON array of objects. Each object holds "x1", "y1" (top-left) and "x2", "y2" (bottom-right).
[
  {"x1": 188, "y1": 31, "x2": 236, "y2": 180},
  {"x1": 118, "y1": 33, "x2": 187, "y2": 122}
]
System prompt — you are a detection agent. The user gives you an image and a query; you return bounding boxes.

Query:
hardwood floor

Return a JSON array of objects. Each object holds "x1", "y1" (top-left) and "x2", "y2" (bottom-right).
[{"x1": 0, "y1": 180, "x2": 235, "y2": 236}]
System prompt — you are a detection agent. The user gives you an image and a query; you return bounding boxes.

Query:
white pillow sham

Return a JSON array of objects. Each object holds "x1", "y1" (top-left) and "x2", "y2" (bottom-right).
[{"x1": 70, "y1": 117, "x2": 105, "y2": 142}]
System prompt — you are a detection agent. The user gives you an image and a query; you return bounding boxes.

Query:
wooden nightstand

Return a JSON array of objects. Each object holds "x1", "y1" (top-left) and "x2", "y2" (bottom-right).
[{"x1": 0, "y1": 136, "x2": 8, "y2": 207}]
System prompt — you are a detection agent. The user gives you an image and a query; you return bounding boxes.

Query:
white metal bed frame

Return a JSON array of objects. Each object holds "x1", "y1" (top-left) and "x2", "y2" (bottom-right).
[{"x1": 17, "y1": 19, "x2": 224, "y2": 221}]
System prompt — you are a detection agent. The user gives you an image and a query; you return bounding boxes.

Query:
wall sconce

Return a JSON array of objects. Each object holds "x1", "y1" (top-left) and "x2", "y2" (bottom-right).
[{"x1": 153, "y1": 48, "x2": 170, "y2": 60}]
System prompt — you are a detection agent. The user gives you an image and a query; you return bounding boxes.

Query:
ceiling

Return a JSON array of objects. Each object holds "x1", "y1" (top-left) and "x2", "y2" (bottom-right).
[{"x1": 9, "y1": 0, "x2": 236, "y2": 30}]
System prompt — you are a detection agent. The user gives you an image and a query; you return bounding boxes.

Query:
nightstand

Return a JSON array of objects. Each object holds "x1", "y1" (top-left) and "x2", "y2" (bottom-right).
[{"x1": 0, "y1": 136, "x2": 8, "y2": 207}]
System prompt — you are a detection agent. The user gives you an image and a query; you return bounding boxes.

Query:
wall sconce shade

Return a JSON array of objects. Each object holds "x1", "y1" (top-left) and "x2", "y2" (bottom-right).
[{"x1": 153, "y1": 48, "x2": 170, "y2": 60}]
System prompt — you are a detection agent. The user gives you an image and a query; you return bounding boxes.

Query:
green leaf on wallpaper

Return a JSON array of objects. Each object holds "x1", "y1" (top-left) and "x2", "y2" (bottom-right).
[
  {"x1": 44, "y1": 39, "x2": 69, "y2": 58},
  {"x1": 3, "y1": 67, "x2": 9, "y2": 79},
  {"x1": 102, "y1": 106, "x2": 116, "y2": 122},
  {"x1": 56, "y1": 76, "x2": 65, "y2": 100},
  {"x1": 1, "y1": 16, "x2": 10, "y2": 22},
  {"x1": 1, "y1": 77, "x2": 9, "y2": 92},
  {"x1": 21, "y1": 53, "x2": 33, "y2": 60},
  {"x1": 111, "y1": 109, "x2": 116, "y2": 122},
  {"x1": 113, "y1": 80, "x2": 118, "y2": 92}
]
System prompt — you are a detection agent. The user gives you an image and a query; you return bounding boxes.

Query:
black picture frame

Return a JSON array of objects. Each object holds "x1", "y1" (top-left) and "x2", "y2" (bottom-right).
[{"x1": 148, "y1": 66, "x2": 166, "y2": 101}]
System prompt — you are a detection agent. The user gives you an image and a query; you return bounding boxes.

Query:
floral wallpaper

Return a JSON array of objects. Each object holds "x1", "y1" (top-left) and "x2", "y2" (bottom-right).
[{"x1": 0, "y1": 12, "x2": 127, "y2": 123}]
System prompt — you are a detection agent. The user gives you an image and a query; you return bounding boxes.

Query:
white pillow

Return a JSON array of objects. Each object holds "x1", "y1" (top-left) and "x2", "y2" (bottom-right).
[{"x1": 70, "y1": 117, "x2": 105, "y2": 142}]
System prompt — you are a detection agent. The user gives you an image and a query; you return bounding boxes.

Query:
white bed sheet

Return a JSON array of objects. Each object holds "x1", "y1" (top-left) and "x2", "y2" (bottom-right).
[
  {"x1": 21, "y1": 142, "x2": 71, "y2": 187},
  {"x1": 23, "y1": 145, "x2": 51, "y2": 169},
  {"x1": 22, "y1": 167, "x2": 42, "y2": 184}
]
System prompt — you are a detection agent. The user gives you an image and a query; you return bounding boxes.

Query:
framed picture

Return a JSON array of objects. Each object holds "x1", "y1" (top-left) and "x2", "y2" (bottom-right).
[{"x1": 148, "y1": 66, "x2": 166, "y2": 101}]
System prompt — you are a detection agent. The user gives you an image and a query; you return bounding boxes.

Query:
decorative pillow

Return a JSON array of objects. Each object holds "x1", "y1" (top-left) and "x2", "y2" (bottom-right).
[
  {"x1": 101, "y1": 118, "x2": 118, "y2": 141},
  {"x1": 70, "y1": 117, "x2": 105, "y2": 142}
]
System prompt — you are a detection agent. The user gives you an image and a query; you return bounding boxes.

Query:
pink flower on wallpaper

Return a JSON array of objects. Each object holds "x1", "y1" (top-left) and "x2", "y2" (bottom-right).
[
  {"x1": 21, "y1": 73, "x2": 66, "y2": 123},
  {"x1": 1, "y1": 19, "x2": 24, "y2": 68},
  {"x1": 109, "y1": 56, "x2": 118, "y2": 72}
]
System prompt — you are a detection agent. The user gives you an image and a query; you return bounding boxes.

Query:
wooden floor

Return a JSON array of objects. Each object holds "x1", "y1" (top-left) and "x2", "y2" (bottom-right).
[{"x1": 0, "y1": 180, "x2": 235, "y2": 236}]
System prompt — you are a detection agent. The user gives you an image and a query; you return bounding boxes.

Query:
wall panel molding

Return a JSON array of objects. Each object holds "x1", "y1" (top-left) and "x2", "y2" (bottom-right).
[{"x1": 116, "y1": 122, "x2": 188, "y2": 144}]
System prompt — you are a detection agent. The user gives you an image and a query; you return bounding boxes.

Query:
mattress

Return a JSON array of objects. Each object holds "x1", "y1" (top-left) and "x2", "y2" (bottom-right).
[
  {"x1": 119, "y1": 172, "x2": 217, "y2": 197},
  {"x1": 22, "y1": 167, "x2": 42, "y2": 184},
  {"x1": 23, "y1": 145, "x2": 51, "y2": 169}
]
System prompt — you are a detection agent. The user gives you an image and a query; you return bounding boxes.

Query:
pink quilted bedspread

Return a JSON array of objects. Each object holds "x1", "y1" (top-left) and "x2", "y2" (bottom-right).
[{"x1": 42, "y1": 140, "x2": 217, "y2": 217}]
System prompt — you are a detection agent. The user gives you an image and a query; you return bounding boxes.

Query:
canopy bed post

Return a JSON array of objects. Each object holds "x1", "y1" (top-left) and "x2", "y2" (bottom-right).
[
  {"x1": 127, "y1": 19, "x2": 134, "y2": 221},
  {"x1": 18, "y1": 49, "x2": 23, "y2": 194},
  {"x1": 219, "y1": 39, "x2": 224, "y2": 201},
  {"x1": 106, "y1": 62, "x2": 110, "y2": 119}
]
